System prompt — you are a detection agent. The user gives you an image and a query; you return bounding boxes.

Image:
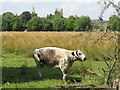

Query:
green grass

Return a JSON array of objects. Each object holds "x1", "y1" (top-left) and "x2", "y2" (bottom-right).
[{"x1": 2, "y1": 53, "x2": 107, "y2": 88}]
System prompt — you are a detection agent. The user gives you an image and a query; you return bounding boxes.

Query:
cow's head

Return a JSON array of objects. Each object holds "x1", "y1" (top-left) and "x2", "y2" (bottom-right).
[{"x1": 72, "y1": 49, "x2": 86, "y2": 61}]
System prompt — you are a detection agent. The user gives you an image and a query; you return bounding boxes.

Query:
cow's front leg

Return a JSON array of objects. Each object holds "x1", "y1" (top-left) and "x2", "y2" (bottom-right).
[{"x1": 62, "y1": 69, "x2": 67, "y2": 83}]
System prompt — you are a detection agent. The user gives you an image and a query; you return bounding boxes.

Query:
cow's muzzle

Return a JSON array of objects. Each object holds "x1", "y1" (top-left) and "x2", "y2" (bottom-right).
[{"x1": 84, "y1": 58, "x2": 87, "y2": 61}]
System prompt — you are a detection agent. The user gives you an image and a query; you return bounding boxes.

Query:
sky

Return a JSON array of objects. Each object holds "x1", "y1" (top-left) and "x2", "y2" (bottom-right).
[{"x1": 1, "y1": 0, "x2": 120, "y2": 20}]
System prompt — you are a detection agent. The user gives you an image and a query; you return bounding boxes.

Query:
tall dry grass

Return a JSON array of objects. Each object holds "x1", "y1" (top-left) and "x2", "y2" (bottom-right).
[{"x1": 1, "y1": 31, "x2": 117, "y2": 60}]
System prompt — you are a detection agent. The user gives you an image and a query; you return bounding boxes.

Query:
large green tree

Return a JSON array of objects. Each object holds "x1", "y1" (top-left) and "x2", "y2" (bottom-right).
[
  {"x1": 52, "y1": 18, "x2": 66, "y2": 31},
  {"x1": 27, "y1": 16, "x2": 42, "y2": 31},
  {"x1": 41, "y1": 18, "x2": 53, "y2": 31},
  {"x1": 108, "y1": 15, "x2": 120, "y2": 31},
  {"x1": 74, "y1": 16, "x2": 91, "y2": 31},
  {"x1": 65, "y1": 15, "x2": 75, "y2": 31},
  {"x1": 19, "y1": 11, "x2": 32, "y2": 30},
  {"x1": 20, "y1": 11, "x2": 31, "y2": 22},
  {"x1": 2, "y1": 12, "x2": 15, "y2": 31},
  {"x1": 12, "y1": 16, "x2": 26, "y2": 31},
  {"x1": 52, "y1": 9, "x2": 66, "y2": 31}
]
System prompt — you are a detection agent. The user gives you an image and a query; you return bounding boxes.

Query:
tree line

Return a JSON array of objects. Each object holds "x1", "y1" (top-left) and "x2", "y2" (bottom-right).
[{"x1": 1, "y1": 9, "x2": 120, "y2": 31}]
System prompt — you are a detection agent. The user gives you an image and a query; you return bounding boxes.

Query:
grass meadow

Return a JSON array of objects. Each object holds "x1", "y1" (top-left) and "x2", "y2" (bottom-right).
[{"x1": 1, "y1": 31, "x2": 118, "y2": 88}]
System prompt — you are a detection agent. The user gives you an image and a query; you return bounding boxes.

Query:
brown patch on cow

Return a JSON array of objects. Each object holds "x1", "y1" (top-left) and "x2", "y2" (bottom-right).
[
  {"x1": 40, "y1": 49, "x2": 59, "y2": 67},
  {"x1": 44, "y1": 49, "x2": 56, "y2": 59}
]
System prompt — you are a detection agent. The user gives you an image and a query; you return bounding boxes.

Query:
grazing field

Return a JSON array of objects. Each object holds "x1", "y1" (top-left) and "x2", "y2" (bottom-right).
[{"x1": 1, "y1": 31, "x2": 118, "y2": 88}]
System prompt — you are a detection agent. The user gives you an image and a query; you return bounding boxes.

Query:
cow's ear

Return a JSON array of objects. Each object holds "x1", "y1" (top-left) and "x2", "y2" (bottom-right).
[{"x1": 72, "y1": 51, "x2": 78, "y2": 58}]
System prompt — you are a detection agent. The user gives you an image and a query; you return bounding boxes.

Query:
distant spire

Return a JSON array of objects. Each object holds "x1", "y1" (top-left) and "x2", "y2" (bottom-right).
[{"x1": 32, "y1": 5, "x2": 35, "y2": 13}]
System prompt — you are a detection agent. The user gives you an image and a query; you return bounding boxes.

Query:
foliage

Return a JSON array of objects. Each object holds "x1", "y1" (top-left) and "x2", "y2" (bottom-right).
[
  {"x1": 2, "y1": 10, "x2": 92, "y2": 31},
  {"x1": 31, "y1": 12, "x2": 37, "y2": 17},
  {"x1": 2, "y1": 6, "x2": 119, "y2": 31},
  {"x1": 74, "y1": 16, "x2": 91, "y2": 31},
  {"x1": 19, "y1": 11, "x2": 31, "y2": 30},
  {"x1": 98, "y1": 0, "x2": 120, "y2": 19},
  {"x1": 41, "y1": 18, "x2": 53, "y2": 31},
  {"x1": 65, "y1": 15, "x2": 75, "y2": 31},
  {"x1": 108, "y1": 15, "x2": 120, "y2": 31},
  {"x1": 2, "y1": 12, "x2": 15, "y2": 31},
  {"x1": 20, "y1": 11, "x2": 31, "y2": 22},
  {"x1": 52, "y1": 18, "x2": 66, "y2": 31},
  {"x1": 27, "y1": 17, "x2": 42, "y2": 31},
  {"x1": 12, "y1": 16, "x2": 26, "y2": 31}
]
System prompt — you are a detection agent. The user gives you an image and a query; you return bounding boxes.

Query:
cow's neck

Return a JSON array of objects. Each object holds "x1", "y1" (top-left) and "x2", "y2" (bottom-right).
[{"x1": 68, "y1": 53, "x2": 77, "y2": 62}]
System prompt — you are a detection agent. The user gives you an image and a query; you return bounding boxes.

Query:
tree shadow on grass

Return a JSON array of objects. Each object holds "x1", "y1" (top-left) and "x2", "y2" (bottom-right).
[
  {"x1": 2, "y1": 66, "x2": 82, "y2": 85},
  {"x1": 2, "y1": 66, "x2": 63, "y2": 84}
]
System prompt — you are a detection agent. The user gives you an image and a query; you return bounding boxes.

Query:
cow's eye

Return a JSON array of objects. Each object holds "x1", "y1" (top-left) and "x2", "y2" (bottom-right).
[{"x1": 79, "y1": 53, "x2": 82, "y2": 55}]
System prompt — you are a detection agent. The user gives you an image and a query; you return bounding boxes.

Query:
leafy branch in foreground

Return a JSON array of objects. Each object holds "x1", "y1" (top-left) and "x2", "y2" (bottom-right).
[
  {"x1": 98, "y1": 0, "x2": 120, "y2": 18},
  {"x1": 102, "y1": 43, "x2": 119, "y2": 87}
]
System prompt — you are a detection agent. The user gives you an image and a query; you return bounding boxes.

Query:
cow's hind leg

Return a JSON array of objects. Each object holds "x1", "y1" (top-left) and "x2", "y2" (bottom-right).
[
  {"x1": 35, "y1": 59, "x2": 43, "y2": 77},
  {"x1": 36, "y1": 62, "x2": 42, "y2": 77},
  {"x1": 38, "y1": 68, "x2": 42, "y2": 77},
  {"x1": 60, "y1": 66, "x2": 67, "y2": 84}
]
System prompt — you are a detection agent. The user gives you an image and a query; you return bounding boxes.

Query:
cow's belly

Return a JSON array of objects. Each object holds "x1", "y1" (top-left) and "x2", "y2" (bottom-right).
[{"x1": 40, "y1": 59, "x2": 59, "y2": 67}]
